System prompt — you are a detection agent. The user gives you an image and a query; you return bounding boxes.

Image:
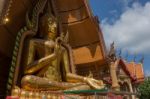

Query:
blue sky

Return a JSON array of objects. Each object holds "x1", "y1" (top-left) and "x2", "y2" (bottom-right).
[{"x1": 89, "y1": 0, "x2": 150, "y2": 76}]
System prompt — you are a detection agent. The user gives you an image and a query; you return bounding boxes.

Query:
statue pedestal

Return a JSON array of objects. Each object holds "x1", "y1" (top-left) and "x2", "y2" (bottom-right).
[{"x1": 11, "y1": 87, "x2": 110, "y2": 99}]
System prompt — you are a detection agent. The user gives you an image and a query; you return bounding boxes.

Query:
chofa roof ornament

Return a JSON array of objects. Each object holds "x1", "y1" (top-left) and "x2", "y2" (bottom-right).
[
  {"x1": 139, "y1": 55, "x2": 144, "y2": 64},
  {"x1": 108, "y1": 41, "x2": 117, "y2": 62}
]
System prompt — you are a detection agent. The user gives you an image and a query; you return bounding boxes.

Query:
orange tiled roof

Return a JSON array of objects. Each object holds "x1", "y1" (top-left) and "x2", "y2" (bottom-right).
[
  {"x1": 125, "y1": 62, "x2": 136, "y2": 79},
  {"x1": 119, "y1": 60, "x2": 136, "y2": 80},
  {"x1": 125, "y1": 61, "x2": 144, "y2": 83},
  {"x1": 135, "y1": 63, "x2": 144, "y2": 83},
  {"x1": 118, "y1": 59, "x2": 144, "y2": 83}
]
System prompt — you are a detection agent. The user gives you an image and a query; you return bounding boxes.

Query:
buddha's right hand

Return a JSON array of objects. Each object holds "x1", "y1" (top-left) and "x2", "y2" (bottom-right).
[{"x1": 54, "y1": 37, "x2": 62, "y2": 54}]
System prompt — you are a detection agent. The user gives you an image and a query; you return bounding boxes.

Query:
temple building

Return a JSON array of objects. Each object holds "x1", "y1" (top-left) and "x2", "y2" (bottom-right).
[
  {"x1": 0, "y1": 0, "x2": 145, "y2": 99},
  {"x1": 105, "y1": 58, "x2": 145, "y2": 99}
]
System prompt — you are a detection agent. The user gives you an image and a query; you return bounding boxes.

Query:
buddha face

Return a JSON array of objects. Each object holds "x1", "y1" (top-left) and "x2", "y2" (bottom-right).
[
  {"x1": 39, "y1": 13, "x2": 57, "y2": 40},
  {"x1": 47, "y1": 16, "x2": 57, "y2": 40}
]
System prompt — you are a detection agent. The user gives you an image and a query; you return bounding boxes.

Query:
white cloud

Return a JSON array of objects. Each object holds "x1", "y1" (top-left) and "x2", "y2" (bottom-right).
[{"x1": 101, "y1": 2, "x2": 150, "y2": 54}]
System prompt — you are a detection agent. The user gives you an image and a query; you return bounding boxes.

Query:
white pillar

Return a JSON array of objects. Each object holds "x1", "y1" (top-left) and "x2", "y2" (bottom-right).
[
  {"x1": 109, "y1": 60, "x2": 120, "y2": 91},
  {"x1": 127, "y1": 80, "x2": 135, "y2": 99}
]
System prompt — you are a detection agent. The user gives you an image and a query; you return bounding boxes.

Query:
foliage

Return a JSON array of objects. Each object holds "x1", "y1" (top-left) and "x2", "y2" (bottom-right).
[{"x1": 138, "y1": 77, "x2": 150, "y2": 99}]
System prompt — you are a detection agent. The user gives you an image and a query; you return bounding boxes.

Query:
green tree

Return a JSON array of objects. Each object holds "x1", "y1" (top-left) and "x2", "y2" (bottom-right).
[{"x1": 138, "y1": 77, "x2": 150, "y2": 99}]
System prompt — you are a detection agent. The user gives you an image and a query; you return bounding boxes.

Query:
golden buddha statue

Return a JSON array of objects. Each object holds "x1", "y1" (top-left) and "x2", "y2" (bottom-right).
[{"x1": 20, "y1": 3, "x2": 104, "y2": 91}]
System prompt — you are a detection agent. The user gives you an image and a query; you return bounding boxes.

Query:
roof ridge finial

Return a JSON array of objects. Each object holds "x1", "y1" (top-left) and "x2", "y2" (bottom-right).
[
  {"x1": 118, "y1": 48, "x2": 122, "y2": 58},
  {"x1": 139, "y1": 55, "x2": 144, "y2": 64},
  {"x1": 108, "y1": 41, "x2": 117, "y2": 62},
  {"x1": 133, "y1": 52, "x2": 137, "y2": 62},
  {"x1": 125, "y1": 50, "x2": 129, "y2": 61}
]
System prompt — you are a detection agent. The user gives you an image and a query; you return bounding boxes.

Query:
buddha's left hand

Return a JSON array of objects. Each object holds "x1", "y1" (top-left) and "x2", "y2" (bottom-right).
[{"x1": 84, "y1": 77, "x2": 104, "y2": 89}]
